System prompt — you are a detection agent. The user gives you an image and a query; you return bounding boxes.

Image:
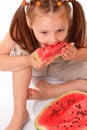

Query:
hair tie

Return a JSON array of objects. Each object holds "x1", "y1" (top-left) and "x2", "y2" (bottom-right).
[
  {"x1": 57, "y1": 1, "x2": 62, "y2": 6},
  {"x1": 36, "y1": 1, "x2": 41, "y2": 6},
  {"x1": 22, "y1": 0, "x2": 28, "y2": 6},
  {"x1": 22, "y1": 0, "x2": 31, "y2": 6},
  {"x1": 57, "y1": 0, "x2": 73, "y2": 7}
]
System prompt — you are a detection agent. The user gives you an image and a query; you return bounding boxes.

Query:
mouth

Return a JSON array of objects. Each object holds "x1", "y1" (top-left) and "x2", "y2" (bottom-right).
[{"x1": 40, "y1": 42, "x2": 59, "y2": 47}]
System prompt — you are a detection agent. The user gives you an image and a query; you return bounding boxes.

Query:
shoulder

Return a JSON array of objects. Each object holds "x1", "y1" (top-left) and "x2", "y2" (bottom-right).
[
  {"x1": 10, "y1": 44, "x2": 29, "y2": 56},
  {"x1": 0, "y1": 32, "x2": 16, "y2": 54}
]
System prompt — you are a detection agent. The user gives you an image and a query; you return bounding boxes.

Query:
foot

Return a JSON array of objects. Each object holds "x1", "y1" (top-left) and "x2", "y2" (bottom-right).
[
  {"x1": 5, "y1": 110, "x2": 29, "y2": 130},
  {"x1": 27, "y1": 79, "x2": 87, "y2": 100},
  {"x1": 27, "y1": 80, "x2": 56, "y2": 100}
]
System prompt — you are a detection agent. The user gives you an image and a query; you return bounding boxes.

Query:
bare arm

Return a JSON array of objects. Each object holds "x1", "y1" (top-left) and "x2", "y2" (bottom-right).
[
  {"x1": 74, "y1": 34, "x2": 87, "y2": 61},
  {"x1": 0, "y1": 55, "x2": 29, "y2": 71},
  {"x1": 0, "y1": 33, "x2": 30, "y2": 71},
  {"x1": 74, "y1": 23, "x2": 87, "y2": 61}
]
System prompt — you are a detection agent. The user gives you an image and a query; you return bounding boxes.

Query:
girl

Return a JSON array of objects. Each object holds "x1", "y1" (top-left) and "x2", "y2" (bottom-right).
[{"x1": 0, "y1": 0, "x2": 87, "y2": 130}]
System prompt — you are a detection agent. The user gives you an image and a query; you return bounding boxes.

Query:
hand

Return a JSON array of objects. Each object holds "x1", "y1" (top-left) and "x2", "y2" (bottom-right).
[
  {"x1": 28, "y1": 52, "x2": 54, "y2": 69},
  {"x1": 61, "y1": 42, "x2": 78, "y2": 60}
]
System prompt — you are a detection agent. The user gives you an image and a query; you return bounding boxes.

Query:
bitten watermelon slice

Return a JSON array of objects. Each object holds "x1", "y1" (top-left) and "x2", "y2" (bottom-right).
[
  {"x1": 35, "y1": 91, "x2": 87, "y2": 130},
  {"x1": 34, "y1": 42, "x2": 70, "y2": 63}
]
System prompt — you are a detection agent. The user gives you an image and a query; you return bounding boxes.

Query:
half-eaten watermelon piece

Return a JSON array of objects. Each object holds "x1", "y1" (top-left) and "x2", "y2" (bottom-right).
[
  {"x1": 34, "y1": 42, "x2": 72, "y2": 63},
  {"x1": 35, "y1": 91, "x2": 87, "y2": 130}
]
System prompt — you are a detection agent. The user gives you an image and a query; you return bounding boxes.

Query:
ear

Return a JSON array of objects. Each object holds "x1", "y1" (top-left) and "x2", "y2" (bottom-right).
[{"x1": 26, "y1": 15, "x2": 32, "y2": 28}]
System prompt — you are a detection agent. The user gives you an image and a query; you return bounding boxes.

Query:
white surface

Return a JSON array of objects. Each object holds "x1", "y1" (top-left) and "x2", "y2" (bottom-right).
[
  {"x1": 0, "y1": 73, "x2": 63, "y2": 130},
  {"x1": 0, "y1": 0, "x2": 87, "y2": 130}
]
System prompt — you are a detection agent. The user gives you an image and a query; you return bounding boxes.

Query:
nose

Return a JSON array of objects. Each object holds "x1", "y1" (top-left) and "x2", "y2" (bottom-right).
[{"x1": 49, "y1": 33, "x2": 57, "y2": 45}]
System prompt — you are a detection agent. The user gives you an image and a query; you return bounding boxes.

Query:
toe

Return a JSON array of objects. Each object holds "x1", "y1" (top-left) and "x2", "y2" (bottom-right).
[{"x1": 27, "y1": 88, "x2": 40, "y2": 100}]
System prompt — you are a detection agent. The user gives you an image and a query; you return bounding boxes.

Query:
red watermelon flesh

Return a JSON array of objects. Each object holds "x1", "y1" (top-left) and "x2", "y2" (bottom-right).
[
  {"x1": 34, "y1": 42, "x2": 70, "y2": 63},
  {"x1": 49, "y1": 99, "x2": 87, "y2": 130},
  {"x1": 35, "y1": 91, "x2": 87, "y2": 130}
]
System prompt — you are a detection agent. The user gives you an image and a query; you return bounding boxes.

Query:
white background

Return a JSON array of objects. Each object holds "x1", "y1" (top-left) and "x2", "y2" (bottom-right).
[{"x1": 0, "y1": 0, "x2": 87, "y2": 130}]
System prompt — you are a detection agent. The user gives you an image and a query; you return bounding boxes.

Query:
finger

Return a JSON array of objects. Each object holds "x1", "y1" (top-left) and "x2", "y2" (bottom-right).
[
  {"x1": 46, "y1": 58, "x2": 54, "y2": 65},
  {"x1": 27, "y1": 88, "x2": 39, "y2": 97}
]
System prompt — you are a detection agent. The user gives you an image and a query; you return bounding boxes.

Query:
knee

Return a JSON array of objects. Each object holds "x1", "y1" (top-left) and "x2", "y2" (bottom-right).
[
  {"x1": 77, "y1": 79, "x2": 87, "y2": 84},
  {"x1": 76, "y1": 79, "x2": 87, "y2": 91},
  {"x1": 78, "y1": 79, "x2": 87, "y2": 84}
]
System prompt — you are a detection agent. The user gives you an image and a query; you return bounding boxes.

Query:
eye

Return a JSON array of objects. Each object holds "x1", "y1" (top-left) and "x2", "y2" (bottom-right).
[
  {"x1": 57, "y1": 29, "x2": 65, "y2": 32},
  {"x1": 40, "y1": 31, "x2": 47, "y2": 34}
]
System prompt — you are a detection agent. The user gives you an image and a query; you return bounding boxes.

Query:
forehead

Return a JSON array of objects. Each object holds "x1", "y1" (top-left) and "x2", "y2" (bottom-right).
[{"x1": 31, "y1": 7, "x2": 69, "y2": 30}]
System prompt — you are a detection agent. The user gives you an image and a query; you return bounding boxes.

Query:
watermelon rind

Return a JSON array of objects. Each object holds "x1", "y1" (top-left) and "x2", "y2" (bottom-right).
[
  {"x1": 33, "y1": 50, "x2": 61, "y2": 63},
  {"x1": 33, "y1": 42, "x2": 74, "y2": 63},
  {"x1": 34, "y1": 52, "x2": 41, "y2": 63},
  {"x1": 34, "y1": 90, "x2": 87, "y2": 130}
]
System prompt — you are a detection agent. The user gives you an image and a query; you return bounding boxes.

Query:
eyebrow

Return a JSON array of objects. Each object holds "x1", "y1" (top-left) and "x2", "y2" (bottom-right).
[{"x1": 39, "y1": 26, "x2": 66, "y2": 32}]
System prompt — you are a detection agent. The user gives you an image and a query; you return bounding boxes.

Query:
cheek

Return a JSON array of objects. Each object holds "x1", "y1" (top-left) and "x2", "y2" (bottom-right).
[
  {"x1": 33, "y1": 31, "x2": 40, "y2": 40},
  {"x1": 33, "y1": 32, "x2": 46, "y2": 43},
  {"x1": 33, "y1": 30, "x2": 46, "y2": 43},
  {"x1": 59, "y1": 31, "x2": 68, "y2": 41}
]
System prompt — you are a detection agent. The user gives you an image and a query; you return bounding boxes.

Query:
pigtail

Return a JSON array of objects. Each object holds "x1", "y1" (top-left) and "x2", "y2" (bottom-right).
[
  {"x1": 9, "y1": 5, "x2": 39, "y2": 53},
  {"x1": 68, "y1": 0, "x2": 86, "y2": 48}
]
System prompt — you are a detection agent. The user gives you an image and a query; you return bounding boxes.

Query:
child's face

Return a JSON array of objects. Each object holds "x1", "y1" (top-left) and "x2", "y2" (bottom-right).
[{"x1": 29, "y1": 7, "x2": 69, "y2": 46}]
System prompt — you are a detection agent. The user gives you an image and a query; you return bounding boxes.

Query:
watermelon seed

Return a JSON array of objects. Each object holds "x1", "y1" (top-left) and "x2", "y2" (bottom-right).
[
  {"x1": 64, "y1": 120, "x2": 67, "y2": 123},
  {"x1": 75, "y1": 104, "x2": 81, "y2": 109},
  {"x1": 51, "y1": 109, "x2": 60, "y2": 117},
  {"x1": 76, "y1": 111, "x2": 83, "y2": 115},
  {"x1": 64, "y1": 125, "x2": 66, "y2": 127},
  {"x1": 63, "y1": 125, "x2": 68, "y2": 130},
  {"x1": 67, "y1": 99, "x2": 75, "y2": 105},
  {"x1": 75, "y1": 117, "x2": 80, "y2": 121},
  {"x1": 48, "y1": 106, "x2": 51, "y2": 108},
  {"x1": 76, "y1": 110, "x2": 87, "y2": 116},
  {"x1": 72, "y1": 120, "x2": 79, "y2": 124},
  {"x1": 56, "y1": 125, "x2": 59, "y2": 128},
  {"x1": 56, "y1": 102, "x2": 59, "y2": 105},
  {"x1": 78, "y1": 124, "x2": 81, "y2": 127},
  {"x1": 69, "y1": 111, "x2": 74, "y2": 114},
  {"x1": 70, "y1": 125, "x2": 72, "y2": 127},
  {"x1": 82, "y1": 110, "x2": 87, "y2": 116}
]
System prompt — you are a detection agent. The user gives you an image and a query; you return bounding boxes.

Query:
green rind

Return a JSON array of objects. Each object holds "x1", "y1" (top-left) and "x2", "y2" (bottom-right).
[
  {"x1": 34, "y1": 51, "x2": 61, "y2": 63},
  {"x1": 34, "y1": 90, "x2": 87, "y2": 130},
  {"x1": 33, "y1": 52, "x2": 41, "y2": 63}
]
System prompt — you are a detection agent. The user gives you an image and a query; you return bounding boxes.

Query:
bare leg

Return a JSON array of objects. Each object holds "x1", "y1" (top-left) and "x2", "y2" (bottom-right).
[
  {"x1": 5, "y1": 67, "x2": 32, "y2": 130},
  {"x1": 27, "y1": 79, "x2": 87, "y2": 100}
]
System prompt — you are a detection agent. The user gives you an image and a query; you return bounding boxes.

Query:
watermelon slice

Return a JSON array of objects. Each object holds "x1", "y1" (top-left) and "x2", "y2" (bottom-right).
[
  {"x1": 35, "y1": 91, "x2": 87, "y2": 130},
  {"x1": 34, "y1": 42, "x2": 70, "y2": 63}
]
